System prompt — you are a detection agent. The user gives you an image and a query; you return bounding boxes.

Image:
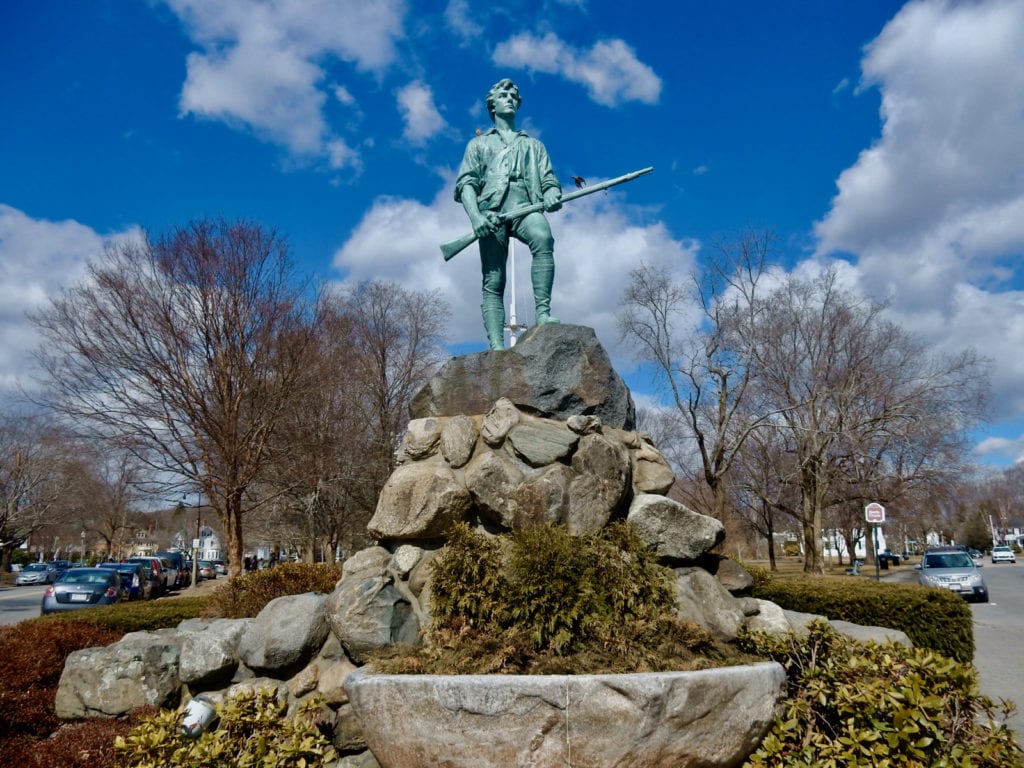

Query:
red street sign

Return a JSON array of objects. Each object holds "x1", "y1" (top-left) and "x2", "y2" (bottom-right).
[{"x1": 865, "y1": 502, "x2": 886, "y2": 523}]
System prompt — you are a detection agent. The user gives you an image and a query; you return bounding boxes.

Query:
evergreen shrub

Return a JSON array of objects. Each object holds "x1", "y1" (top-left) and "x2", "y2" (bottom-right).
[
  {"x1": 373, "y1": 522, "x2": 754, "y2": 674},
  {"x1": 113, "y1": 688, "x2": 337, "y2": 767},
  {"x1": 738, "y1": 621, "x2": 1023, "y2": 767},
  {"x1": 750, "y1": 571, "x2": 974, "y2": 662}
]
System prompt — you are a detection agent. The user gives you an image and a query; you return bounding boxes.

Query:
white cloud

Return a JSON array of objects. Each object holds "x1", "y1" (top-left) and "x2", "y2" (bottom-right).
[
  {"x1": 167, "y1": 0, "x2": 406, "y2": 167},
  {"x1": 333, "y1": 84, "x2": 356, "y2": 106},
  {"x1": 816, "y1": 0, "x2": 1024, "y2": 273},
  {"x1": 0, "y1": 206, "x2": 141, "y2": 400},
  {"x1": 974, "y1": 435, "x2": 1024, "y2": 464},
  {"x1": 444, "y1": 0, "x2": 483, "y2": 42},
  {"x1": 332, "y1": 178, "x2": 693, "y2": 365},
  {"x1": 813, "y1": 0, "x2": 1024, "y2": 462},
  {"x1": 396, "y1": 81, "x2": 448, "y2": 144},
  {"x1": 492, "y1": 32, "x2": 662, "y2": 107},
  {"x1": 326, "y1": 138, "x2": 361, "y2": 172}
]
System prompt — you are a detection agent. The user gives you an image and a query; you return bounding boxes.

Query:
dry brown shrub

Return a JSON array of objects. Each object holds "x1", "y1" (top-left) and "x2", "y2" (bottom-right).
[
  {"x1": 3, "y1": 710, "x2": 156, "y2": 768},
  {"x1": 0, "y1": 619, "x2": 123, "y2": 742}
]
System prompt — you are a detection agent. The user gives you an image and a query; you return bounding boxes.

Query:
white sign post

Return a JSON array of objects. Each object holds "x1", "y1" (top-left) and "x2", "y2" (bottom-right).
[{"x1": 865, "y1": 503, "x2": 886, "y2": 579}]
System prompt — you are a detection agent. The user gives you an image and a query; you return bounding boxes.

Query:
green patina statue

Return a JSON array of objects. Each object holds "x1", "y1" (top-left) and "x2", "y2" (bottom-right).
[{"x1": 454, "y1": 78, "x2": 563, "y2": 350}]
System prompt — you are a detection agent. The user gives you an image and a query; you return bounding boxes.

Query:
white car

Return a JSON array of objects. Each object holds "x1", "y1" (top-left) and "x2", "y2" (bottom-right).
[{"x1": 991, "y1": 546, "x2": 1017, "y2": 564}]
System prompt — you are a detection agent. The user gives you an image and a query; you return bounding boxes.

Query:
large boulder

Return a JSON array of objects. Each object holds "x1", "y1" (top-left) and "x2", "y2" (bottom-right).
[
  {"x1": 329, "y1": 560, "x2": 421, "y2": 663},
  {"x1": 565, "y1": 433, "x2": 632, "y2": 535},
  {"x1": 238, "y1": 592, "x2": 332, "y2": 677},
  {"x1": 178, "y1": 617, "x2": 252, "y2": 687},
  {"x1": 344, "y1": 663, "x2": 785, "y2": 768},
  {"x1": 409, "y1": 324, "x2": 636, "y2": 429},
  {"x1": 672, "y1": 567, "x2": 747, "y2": 641},
  {"x1": 627, "y1": 494, "x2": 726, "y2": 562},
  {"x1": 55, "y1": 632, "x2": 182, "y2": 718},
  {"x1": 367, "y1": 462, "x2": 473, "y2": 540}
]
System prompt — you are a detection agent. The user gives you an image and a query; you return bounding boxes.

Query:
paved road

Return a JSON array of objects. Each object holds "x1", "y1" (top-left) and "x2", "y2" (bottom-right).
[{"x1": 0, "y1": 583, "x2": 47, "y2": 625}]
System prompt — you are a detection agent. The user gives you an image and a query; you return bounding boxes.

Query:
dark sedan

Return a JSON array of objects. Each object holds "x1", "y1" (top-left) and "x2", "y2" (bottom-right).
[{"x1": 41, "y1": 567, "x2": 123, "y2": 614}]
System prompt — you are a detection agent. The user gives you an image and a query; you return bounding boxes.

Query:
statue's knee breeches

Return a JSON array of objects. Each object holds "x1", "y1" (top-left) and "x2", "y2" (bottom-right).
[{"x1": 512, "y1": 212, "x2": 554, "y2": 254}]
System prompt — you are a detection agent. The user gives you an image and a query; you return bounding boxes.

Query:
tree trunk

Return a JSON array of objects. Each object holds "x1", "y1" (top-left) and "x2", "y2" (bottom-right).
[{"x1": 226, "y1": 492, "x2": 245, "y2": 579}]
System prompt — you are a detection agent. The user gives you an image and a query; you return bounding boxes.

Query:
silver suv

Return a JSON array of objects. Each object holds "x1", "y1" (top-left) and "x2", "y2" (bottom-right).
[{"x1": 916, "y1": 547, "x2": 989, "y2": 603}]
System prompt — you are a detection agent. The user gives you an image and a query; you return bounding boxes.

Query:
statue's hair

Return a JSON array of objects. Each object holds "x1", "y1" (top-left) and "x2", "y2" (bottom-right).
[{"x1": 486, "y1": 78, "x2": 521, "y2": 121}]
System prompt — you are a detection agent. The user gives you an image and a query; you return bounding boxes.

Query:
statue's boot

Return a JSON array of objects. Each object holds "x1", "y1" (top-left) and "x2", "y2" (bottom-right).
[
  {"x1": 482, "y1": 297, "x2": 506, "y2": 350},
  {"x1": 532, "y1": 251, "x2": 559, "y2": 324}
]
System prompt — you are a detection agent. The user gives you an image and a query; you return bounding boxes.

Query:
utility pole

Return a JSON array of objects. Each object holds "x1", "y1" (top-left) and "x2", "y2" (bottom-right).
[{"x1": 191, "y1": 493, "x2": 200, "y2": 588}]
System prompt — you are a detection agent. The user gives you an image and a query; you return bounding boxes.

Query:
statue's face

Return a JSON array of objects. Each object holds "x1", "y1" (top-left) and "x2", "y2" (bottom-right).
[{"x1": 487, "y1": 80, "x2": 520, "y2": 120}]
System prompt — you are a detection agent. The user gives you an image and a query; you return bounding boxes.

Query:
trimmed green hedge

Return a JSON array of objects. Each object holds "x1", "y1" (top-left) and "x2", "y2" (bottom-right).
[
  {"x1": 32, "y1": 596, "x2": 210, "y2": 633},
  {"x1": 749, "y1": 571, "x2": 974, "y2": 663}
]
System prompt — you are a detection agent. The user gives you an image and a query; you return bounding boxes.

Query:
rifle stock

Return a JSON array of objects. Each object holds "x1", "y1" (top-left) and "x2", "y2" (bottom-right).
[
  {"x1": 440, "y1": 232, "x2": 479, "y2": 261},
  {"x1": 440, "y1": 166, "x2": 653, "y2": 261}
]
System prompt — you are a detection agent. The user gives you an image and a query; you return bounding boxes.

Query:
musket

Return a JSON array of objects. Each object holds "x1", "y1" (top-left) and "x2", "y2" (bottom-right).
[{"x1": 440, "y1": 166, "x2": 654, "y2": 261}]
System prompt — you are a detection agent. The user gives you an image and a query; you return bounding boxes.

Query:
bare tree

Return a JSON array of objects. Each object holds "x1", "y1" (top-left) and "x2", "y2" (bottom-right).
[
  {"x1": 62, "y1": 445, "x2": 144, "y2": 560},
  {"x1": 729, "y1": 415, "x2": 802, "y2": 570},
  {"x1": 0, "y1": 412, "x2": 79, "y2": 570},
  {"x1": 745, "y1": 267, "x2": 989, "y2": 572},
  {"x1": 31, "y1": 219, "x2": 318, "y2": 578},
  {"x1": 261, "y1": 281, "x2": 450, "y2": 562},
  {"x1": 341, "y1": 281, "x2": 450, "y2": 468},
  {"x1": 617, "y1": 231, "x2": 781, "y2": 520}
]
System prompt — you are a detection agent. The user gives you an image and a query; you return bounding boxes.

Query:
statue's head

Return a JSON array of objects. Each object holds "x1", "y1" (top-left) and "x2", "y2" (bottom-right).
[{"x1": 486, "y1": 78, "x2": 521, "y2": 122}]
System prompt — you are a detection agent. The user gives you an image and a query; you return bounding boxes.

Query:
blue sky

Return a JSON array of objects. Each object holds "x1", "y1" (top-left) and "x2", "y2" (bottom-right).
[{"x1": 3, "y1": 0, "x2": 1024, "y2": 465}]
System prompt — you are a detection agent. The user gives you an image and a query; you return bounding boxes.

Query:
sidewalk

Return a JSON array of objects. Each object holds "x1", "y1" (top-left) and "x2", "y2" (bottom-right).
[{"x1": 168, "y1": 574, "x2": 224, "y2": 599}]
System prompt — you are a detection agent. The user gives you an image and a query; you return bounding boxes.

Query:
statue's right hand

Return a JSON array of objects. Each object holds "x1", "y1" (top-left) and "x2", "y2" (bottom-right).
[{"x1": 472, "y1": 212, "x2": 500, "y2": 238}]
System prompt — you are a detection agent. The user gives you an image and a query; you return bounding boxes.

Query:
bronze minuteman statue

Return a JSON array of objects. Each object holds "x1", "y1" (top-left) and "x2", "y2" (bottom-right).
[
  {"x1": 445, "y1": 78, "x2": 653, "y2": 350},
  {"x1": 454, "y1": 78, "x2": 563, "y2": 350}
]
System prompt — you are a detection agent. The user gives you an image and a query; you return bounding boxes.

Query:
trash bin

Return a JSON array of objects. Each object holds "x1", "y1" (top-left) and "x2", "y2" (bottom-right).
[
  {"x1": 181, "y1": 695, "x2": 218, "y2": 738},
  {"x1": 878, "y1": 556, "x2": 889, "y2": 570}
]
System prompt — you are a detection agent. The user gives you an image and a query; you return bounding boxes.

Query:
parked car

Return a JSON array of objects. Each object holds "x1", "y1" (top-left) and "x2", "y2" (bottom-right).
[
  {"x1": 969, "y1": 548, "x2": 983, "y2": 563},
  {"x1": 878, "y1": 551, "x2": 902, "y2": 566},
  {"x1": 991, "y1": 546, "x2": 1017, "y2": 564},
  {"x1": 41, "y1": 567, "x2": 123, "y2": 614},
  {"x1": 211, "y1": 559, "x2": 228, "y2": 575},
  {"x1": 197, "y1": 560, "x2": 217, "y2": 580},
  {"x1": 148, "y1": 557, "x2": 172, "y2": 590},
  {"x1": 124, "y1": 556, "x2": 169, "y2": 596},
  {"x1": 155, "y1": 550, "x2": 192, "y2": 589},
  {"x1": 97, "y1": 562, "x2": 154, "y2": 600},
  {"x1": 915, "y1": 546, "x2": 989, "y2": 603},
  {"x1": 15, "y1": 562, "x2": 62, "y2": 585}
]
